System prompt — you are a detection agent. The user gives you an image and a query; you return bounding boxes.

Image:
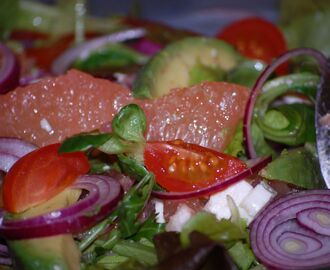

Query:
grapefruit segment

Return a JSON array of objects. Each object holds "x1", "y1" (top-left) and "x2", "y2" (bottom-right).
[
  {"x1": 0, "y1": 70, "x2": 249, "y2": 151},
  {"x1": 141, "y1": 82, "x2": 249, "y2": 151},
  {"x1": 0, "y1": 70, "x2": 133, "y2": 146}
]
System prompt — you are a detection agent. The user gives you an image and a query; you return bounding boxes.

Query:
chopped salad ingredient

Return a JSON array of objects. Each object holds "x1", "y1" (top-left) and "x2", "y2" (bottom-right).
[
  {"x1": 216, "y1": 17, "x2": 288, "y2": 74},
  {"x1": 250, "y1": 190, "x2": 330, "y2": 269},
  {"x1": 2, "y1": 143, "x2": 89, "y2": 213},
  {"x1": 144, "y1": 140, "x2": 247, "y2": 192}
]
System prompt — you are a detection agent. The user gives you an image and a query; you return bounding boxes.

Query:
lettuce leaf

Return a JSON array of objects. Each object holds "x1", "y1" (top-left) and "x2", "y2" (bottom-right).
[{"x1": 280, "y1": 0, "x2": 330, "y2": 56}]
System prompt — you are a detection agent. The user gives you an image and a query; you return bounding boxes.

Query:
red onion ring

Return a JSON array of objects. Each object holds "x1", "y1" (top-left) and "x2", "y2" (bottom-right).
[
  {"x1": 243, "y1": 48, "x2": 328, "y2": 159},
  {"x1": 0, "y1": 137, "x2": 37, "y2": 173},
  {"x1": 0, "y1": 43, "x2": 20, "y2": 94},
  {"x1": 51, "y1": 28, "x2": 146, "y2": 75},
  {"x1": 250, "y1": 190, "x2": 330, "y2": 270},
  {"x1": 129, "y1": 37, "x2": 163, "y2": 55},
  {"x1": 151, "y1": 156, "x2": 271, "y2": 200},
  {"x1": 0, "y1": 175, "x2": 122, "y2": 240}
]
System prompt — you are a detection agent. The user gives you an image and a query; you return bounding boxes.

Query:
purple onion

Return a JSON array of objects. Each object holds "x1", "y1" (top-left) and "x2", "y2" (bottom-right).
[
  {"x1": 0, "y1": 43, "x2": 20, "y2": 94},
  {"x1": 250, "y1": 190, "x2": 330, "y2": 269},
  {"x1": 0, "y1": 175, "x2": 123, "y2": 240},
  {"x1": 51, "y1": 28, "x2": 146, "y2": 75},
  {"x1": 0, "y1": 137, "x2": 37, "y2": 172},
  {"x1": 151, "y1": 156, "x2": 271, "y2": 200},
  {"x1": 297, "y1": 207, "x2": 330, "y2": 236},
  {"x1": 130, "y1": 38, "x2": 163, "y2": 56}
]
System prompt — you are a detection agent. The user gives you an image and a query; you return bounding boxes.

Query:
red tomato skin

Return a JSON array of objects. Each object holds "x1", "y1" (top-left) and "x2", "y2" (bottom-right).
[
  {"x1": 144, "y1": 140, "x2": 247, "y2": 192},
  {"x1": 2, "y1": 143, "x2": 89, "y2": 213},
  {"x1": 216, "y1": 17, "x2": 288, "y2": 74}
]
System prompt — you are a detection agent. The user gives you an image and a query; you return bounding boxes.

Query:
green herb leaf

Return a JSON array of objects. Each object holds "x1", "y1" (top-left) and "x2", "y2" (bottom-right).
[
  {"x1": 112, "y1": 104, "x2": 147, "y2": 142},
  {"x1": 96, "y1": 254, "x2": 129, "y2": 270},
  {"x1": 260, "y1": 144, "x2": 325, "y2": 189},
  {"x1": 118, "y1": 173, "x2": 154, "y2": 238},
  {"x1": 0, "y1": 0, "x2": 19, "y2": 39},
  {"x1": 72, "y1": 43, "x2": 148, "y2": 72},
  {"x1": 227, "y1": 60, "x2": 266, "y2": 88},
  {"x1": 228, "y1": 241, "x2": 255, "y2": 270},
  {"x1": 224, "y1": 121, "x2": 246, "y2": 159},
  {"x1": 59, "y1": 133, "x2": 112, "y2": 152},
  {"x1": 251, "y1": 123, "x2": 276, "y2": 158},
  {"x1": 112, "y1": 240, "x2": 157, "y2": 266},
  {"x1": 254, "y1": 73, "x2": 319, "y2": 147},
  {"x1": 117, "y1": 154, "x2": 149, "y2": 180},
  {"x1": 180, "y1": 212, "x2": 247, "y2": 248},
  {"x1": 98, "y1": 134, "x2": 135, "y2": 155},
  {"x1": 132, "y1": 216, "x2": 165, "y2": 242}
]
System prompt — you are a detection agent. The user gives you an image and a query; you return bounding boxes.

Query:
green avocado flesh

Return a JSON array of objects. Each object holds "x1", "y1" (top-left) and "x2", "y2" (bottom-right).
[
  {"x1": 8, "y1": 235, "x2": 80, "y2": 270},
  {"x1": 132, "y1": 37, "x2": 243, "y2": 98},
  {"x1": 7, "y1": 189, "x2": 81, "y2": 270}
]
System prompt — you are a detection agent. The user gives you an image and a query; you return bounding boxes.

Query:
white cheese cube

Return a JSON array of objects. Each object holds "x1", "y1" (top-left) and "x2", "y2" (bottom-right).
[
  {"x1": 165, "y1": 204, "x2": 194, "y2": 232},
  {"x1": 203, "y1": 180, "x2": 253, "y2": 220},
  {"x1": 154, "y1": 199, "x2": 165, "y2": 224},
  {"x1": 240, "y1": 182, "x2": 276, "y2": 218}
]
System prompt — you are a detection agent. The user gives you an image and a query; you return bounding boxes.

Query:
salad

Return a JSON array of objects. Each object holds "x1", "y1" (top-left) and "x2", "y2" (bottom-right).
[{"x1": 0, "y1": 0, "x2": 329, "y2": 269}]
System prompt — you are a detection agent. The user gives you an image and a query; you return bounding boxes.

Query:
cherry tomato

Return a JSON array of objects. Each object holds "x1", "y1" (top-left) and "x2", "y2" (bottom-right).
[
  {"x1": 144, "y1": 140, "x2": 247, "y2": 192},
  {"x1": 216, "y1": 17, "x2": 288, "y2": 74},
  {"x1": 2, "y1": 143, "x2": 90, "y2": 213}
]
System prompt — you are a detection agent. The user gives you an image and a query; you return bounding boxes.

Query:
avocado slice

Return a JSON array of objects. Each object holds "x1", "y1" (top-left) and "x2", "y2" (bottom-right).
[
  {"x1": 8, "y1": 235, "x2": 80, "y2": 270},
  {"x1": 132, "y1": 37, "x2": 243, "y2": 98},
  {"x1": 6, "y1": 189, "x2": 81, "y2": 270}
]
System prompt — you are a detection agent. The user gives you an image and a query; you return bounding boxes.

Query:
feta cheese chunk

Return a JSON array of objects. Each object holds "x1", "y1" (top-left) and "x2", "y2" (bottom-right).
[
  {"x1": 153, "y1": 199, "x2": 165, "y2": 224},
  {"x1": 240, "y1": 182, "x2": 276, "y2": 218},
  {"x1": 166, "y1": 204, "x2": 194, "y2": 232},
  {"x1": 203, "y1": 180, "x2": 253, "y2": 220}
]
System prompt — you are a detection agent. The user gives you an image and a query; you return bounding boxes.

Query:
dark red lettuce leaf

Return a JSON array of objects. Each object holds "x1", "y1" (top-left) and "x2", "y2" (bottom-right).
[{"x1": 153, "y1": 231, "x2": 237, "y2": 270}]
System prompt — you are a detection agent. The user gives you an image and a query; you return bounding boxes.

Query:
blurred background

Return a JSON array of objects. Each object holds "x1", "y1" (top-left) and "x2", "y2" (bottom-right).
[
  {"x1": 39, "y1": 0, "x2": 280, "y2": 35},
  {"x1": 85, "y1": 0, "x2": 279, "y2": 35}
]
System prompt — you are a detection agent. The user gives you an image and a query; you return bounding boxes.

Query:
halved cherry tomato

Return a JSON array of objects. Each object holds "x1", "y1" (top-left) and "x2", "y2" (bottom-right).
[
  {"x1": 2, "y1": 143, "x2": 89, "y2": 213},
  {"x1": 144, "y1": 140, "x2": 247, "y2": 192},
  {"x1": 216, "y1": 17, "x2": 288, "y2": 74}
]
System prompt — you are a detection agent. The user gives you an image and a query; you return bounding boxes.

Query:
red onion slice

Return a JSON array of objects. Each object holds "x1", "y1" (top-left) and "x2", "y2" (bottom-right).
[
  {"x1": 250, "y1": 190, "x2": 330, "y2": 270},
  {"x1": 51, "y1": 28, "x2": 146, "y2": 75},
  {"x1": 152, "y1": 156, "x2": 271, "y2": 200},
  {"x1": 0, "y1": 137, "x2": 37, "y2": 173},
  {"x1": 0, "y1": 43, "x2": 20, "y2": 94},
  {"x1": 0, "y1": 137, "x2": 37, "y2": 158},
  {"x1": 243, "y1": 48, "x2": 328, "y2": 159},
  {"x1": 130, "y1": 37, "x2": 163, "y2": 55},
  {"x1": 0, "y1": 175, "x2": 122, "y2": 240},
  {"x1": 0, "y1": 154, "x2": 20, "y2": 174},
  {"x1": 297, "y1": 207, "x2": 330, "y2": 236}
]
